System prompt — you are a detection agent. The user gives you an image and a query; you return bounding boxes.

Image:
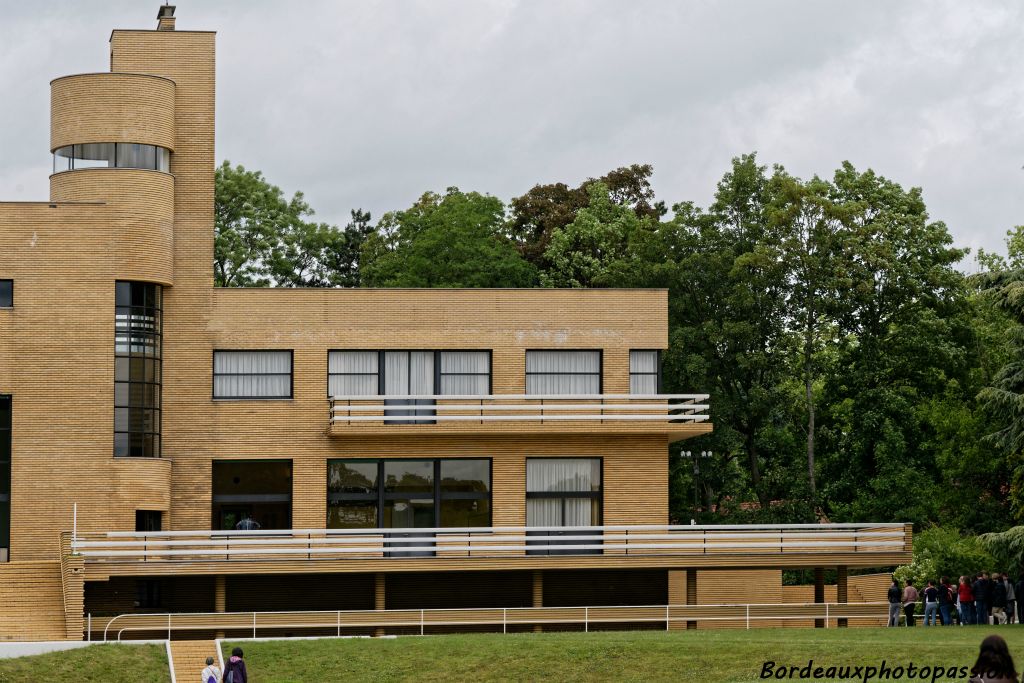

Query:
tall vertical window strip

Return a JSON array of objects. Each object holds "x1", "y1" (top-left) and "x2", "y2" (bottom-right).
[
  {"x1": 629, "y1": 350, "x2": 660, "y2": 394},
  {"x1": 114, "y1": 282, "x2": 161, "y2": 458},
  {"x1": 0, "y1": 395, "x2": 10, "y2": 561},
  {"x1": 0, "y1": 280, "x2": 11, "y2": 307},
  {"x1": 526, "y1": 458, "x2": 602, "y2": 526},
  {"x1": 213, "y1": 351, "x2": 293, "y2": 399},
  {"x1": 525, "y1": 350, "x2": 601, "y2": 395}
]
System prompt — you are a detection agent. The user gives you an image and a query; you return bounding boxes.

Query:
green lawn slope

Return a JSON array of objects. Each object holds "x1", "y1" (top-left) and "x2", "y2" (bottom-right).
[
  {"x1": 0, "y1": 643, "x2": 168, "y2": 682},
  {"x1": 223, "y1": 628, "x2": 1024, "y2": 682}
]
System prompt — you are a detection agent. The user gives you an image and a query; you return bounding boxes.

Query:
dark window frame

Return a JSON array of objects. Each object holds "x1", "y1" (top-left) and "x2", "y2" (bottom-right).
[
  {"x1": 629, "y1": 349, "x2": 661, "y2": 394},
  {"x1": 212, "y1": 349, "x2": 294, "y2": 400},
  {"x1": 525, "y1": 349, "x2": 604, "y2": 395},
  {"x1": 0, "y1": 395, "x2": 10, "y2": 558},
  {"x1": 525, "y1": 457, "x2": 604, "y2": 522},
  {"x1": 326, "y1": 349, "x2": 493, "y2": 398},
  {"x1": 327, "y1": 457, "x2": 493, "y2": 529},
  {"x1": 0, "y1": 280, "x2": 12, "y2": 308},
  {"x1": 114, "y1": 282, "x2": 162, "y2": 458},
  {"x1": 52, "y1": 143, "x2": 171, "y2": 174}
]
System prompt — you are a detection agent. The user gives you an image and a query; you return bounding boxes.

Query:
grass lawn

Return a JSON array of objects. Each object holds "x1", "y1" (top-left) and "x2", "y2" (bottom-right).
[
  {"x1": 0, "y1": 643, "x2": 168, "y2": 682},
  {"x1": 223, "y1": 628, "x2": 1024, "y2": 682}
]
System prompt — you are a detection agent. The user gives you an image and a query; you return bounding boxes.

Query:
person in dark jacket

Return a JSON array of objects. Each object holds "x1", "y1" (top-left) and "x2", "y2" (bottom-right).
[
  {"x1": 974, "y1": 573, "x2": 990, "y2": 625},
  {"x1": 938, "y1": 577, "x2": 954, "y2": 626},
  {"x1": 992, "y1": 573, "x2": 1008, "y2": 625},
  {"x1": 887, "y1": 577, "x2": 902, "y2": 627},
  {"x1": 224, "y1": 647, "x2": 247, "y2": 683}
]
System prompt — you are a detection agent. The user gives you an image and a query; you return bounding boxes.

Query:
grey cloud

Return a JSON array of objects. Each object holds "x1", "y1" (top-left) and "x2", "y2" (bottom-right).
[{"x1": 0, "y1": 0, "x2": 1021, "y2": 260}]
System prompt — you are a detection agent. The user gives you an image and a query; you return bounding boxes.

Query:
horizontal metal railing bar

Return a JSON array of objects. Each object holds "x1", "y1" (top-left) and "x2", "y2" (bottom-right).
[
  {"x1": 101, "y1": 603, "x2": 889, "y2": 640},
  {"x1": 331, "y1": 414, "x2": 710, "y2": 423},
  {"x1": 73, "y1": 531, "x2": 900, "y2": 549},
  {"x1": 76, "y1": 540, "x2": 904, "y2": 558},
  {"x1": 332, "y1": 403, "x2": 707, "y2": 413},
  {"x1": 91, "y1": 522, "x2": 907, "y2": 538},
  {"x1": 328, "y1": 393, "x2": 710, "y2": 401}
]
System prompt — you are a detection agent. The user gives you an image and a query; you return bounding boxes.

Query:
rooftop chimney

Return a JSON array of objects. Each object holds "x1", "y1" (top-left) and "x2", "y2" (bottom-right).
[{"x1": 156, "y1": 4, "x2": 176, "y2": 31}]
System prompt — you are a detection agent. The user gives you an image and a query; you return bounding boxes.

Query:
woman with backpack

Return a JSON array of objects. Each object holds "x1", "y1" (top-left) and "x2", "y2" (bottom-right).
[{"x1": 224, "y1": 647, "x2": 248, "y2": 683}]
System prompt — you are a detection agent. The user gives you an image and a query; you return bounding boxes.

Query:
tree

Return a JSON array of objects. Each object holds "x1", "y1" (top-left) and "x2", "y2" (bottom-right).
[
  {"x1": 214, "y1": 161, "x2": 372, "y2": 287},
  {"x1": 509, "y1": 163, "x2": 665, "y2": 267},
  {"x1": 541, "y1": 182, "x2": 655, "y2": 288},
  {"x1": 360, "y1": 187, "x2": 538, "y2": 288}
]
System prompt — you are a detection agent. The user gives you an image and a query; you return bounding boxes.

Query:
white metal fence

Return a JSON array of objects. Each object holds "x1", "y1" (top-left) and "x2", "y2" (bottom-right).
[{"x1": 98, "y1": 602, "x2": 890, "y2": 641}]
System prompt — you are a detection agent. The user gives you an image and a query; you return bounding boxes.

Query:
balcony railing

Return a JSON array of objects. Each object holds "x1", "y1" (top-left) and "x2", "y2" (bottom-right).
[
  {"x1": 68, "y1": 523, "x2": 908, "y2": 563},
  {"x1": 328, "y1": 393, "x2": 710, "y2": 431}
]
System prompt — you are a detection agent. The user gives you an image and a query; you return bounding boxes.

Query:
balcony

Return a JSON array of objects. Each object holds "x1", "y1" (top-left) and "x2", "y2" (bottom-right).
[
  {"x1": 327, "y1": 393, "x2": 712, "y2": 441},
  {"x1": 68, "y1": 523, "x2": 911, "y2": 579}
]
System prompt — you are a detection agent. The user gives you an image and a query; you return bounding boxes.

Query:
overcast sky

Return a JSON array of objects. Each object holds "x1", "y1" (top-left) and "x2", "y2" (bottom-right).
[{"x1": 1, "y1": 1, "x2": 1021, "y2": 262}]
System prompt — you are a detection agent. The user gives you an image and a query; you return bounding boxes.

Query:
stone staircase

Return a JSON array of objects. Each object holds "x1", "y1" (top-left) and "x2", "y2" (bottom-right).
[{"x1": 170, "y1": 639, "x2": 220, "y2": 682}]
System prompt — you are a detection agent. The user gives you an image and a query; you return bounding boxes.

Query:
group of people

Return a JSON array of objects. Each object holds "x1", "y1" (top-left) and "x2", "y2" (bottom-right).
[
  {"x1": 888, "y1": 573, "x2": 1024, "y2": 627},
  {"x1": 201, "y1": 647, "x2": 247, "y2": 683}
]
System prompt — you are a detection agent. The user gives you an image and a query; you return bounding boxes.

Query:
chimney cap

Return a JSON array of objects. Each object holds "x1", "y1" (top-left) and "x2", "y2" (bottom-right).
[{"x1": 157, "y1": 4, "x2": 175, "y2": 20}]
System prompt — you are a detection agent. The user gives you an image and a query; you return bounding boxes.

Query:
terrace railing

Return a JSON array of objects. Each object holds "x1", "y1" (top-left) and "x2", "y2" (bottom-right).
[
  {"x1": 68, "y1": 523, "x2": 908, "y2": 563},
  {"x1": 328, "y1": 393, "x2": 710, "y2": 428},
  {"x1": 96, "y1": 602, "x2": 890, "y2": 640}
]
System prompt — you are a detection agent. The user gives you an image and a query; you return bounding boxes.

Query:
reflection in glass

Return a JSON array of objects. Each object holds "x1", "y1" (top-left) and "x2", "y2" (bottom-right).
[{"x1": 384, "y1": 460, "x2": 433, "y2": 493}]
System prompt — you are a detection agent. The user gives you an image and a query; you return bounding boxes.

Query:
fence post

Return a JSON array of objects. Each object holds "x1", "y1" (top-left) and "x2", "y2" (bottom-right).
[
  {"x1": 87, "y1": 613, "x2": 91, "y2": 641},
  {"x1": 253, "y1": 612, "x2": 256, "y2": 639},
  {"x1": 503, "y1": 608, "x2": 507, "y2": 634},
  {"x1": 420, "y1": 609, "x2": 424, "y2": 637},
  {"x1": 585, "y1": 607, "x2": 589, "y2": 633},
  {"x1": 825, "y1": 604, "x2": 829, "y2": 629},
  {"x1": 746, "y1": 604, "x2": 750, "y2": 630},
  {"x1": 337, "y1": 611, "x2": 340, "y2": 637},
  {"x1": 167, "y1": 613, "x2": 171, "y2": 641}
]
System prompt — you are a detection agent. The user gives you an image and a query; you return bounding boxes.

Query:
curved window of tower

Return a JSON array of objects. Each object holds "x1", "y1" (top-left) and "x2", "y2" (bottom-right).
[
  {"x1": 53, "y1": 143, "x2": 170, "y2": 173},
  {"x1": 114, "y1": 282, "x2": 161, "y2": 458}
]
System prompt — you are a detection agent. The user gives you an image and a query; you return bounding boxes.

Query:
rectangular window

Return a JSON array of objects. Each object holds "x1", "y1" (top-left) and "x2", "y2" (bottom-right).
[
  {"x1": 0, "y1": 396, "x2": 10, "y2": 561},
  {"x1": 526, "y1": 350, "x2": 601, "y2": 395},
  {"x1": 0, "y1": 280, "x2": 11, "y2": 308},
  {"x1": 135, "y1": 510, "x2": 162, "y2": 532},
  {"x1": 213, "y1": 350, "x2": 292, "y2": 399},
  {"x1": 327, "y1": 458, "x2": 491, "y2": 530},
  {"x1": 115, "y1": 282, "x2": 161, "y2": 458},
  {"x1": 328, "y1": 350, "x2": 492, "y2": 398},
  {"x1": 526, "y1": 457, "x2": 602, "y2": 556},
  {"x1": 212, "y1": 460, "x2": 292, "y2": 530},
  {"x1": 629, "y1": 350, "x2": 660, "y2": 394}
]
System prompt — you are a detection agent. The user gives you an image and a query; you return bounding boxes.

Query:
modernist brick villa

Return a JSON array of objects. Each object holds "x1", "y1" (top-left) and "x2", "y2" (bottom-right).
[{"x1": 0, "y1": 6, "x2": 911, "y2": 646}]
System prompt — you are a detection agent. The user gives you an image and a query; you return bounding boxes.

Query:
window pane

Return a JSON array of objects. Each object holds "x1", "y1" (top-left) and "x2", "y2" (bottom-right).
[
  {"x1": 327, "y1": 502, "x2": 377, "y2": 529},
  {"x1": 383, "y1": 498, "x2": 434, "y2": 528},
  {"x1": 328, "y1": 351, "x2": 378, "y2": 374},
  {"x1": 213, "y1": 351, "x2": 291, "y2": 398},
  {"x1": 72, "y1": 143, "x2": 115, "y2": 169},
  {"x1": 440, "y1": 499, "x2": 490, "y2": 527},
  {"x1": 156, "y1": 147, "x2": 171, "y2": 172},
  {"x1": 526, "y1": 350, "x2": 600, "y2": 373},
  {"x1": 526, "y1": 374, "x2": 599, "y2": 395},
  {"x1": 384, "y1": 460, "x2": 433, "y2": 493},
  {"x1": 629, "y1": 350, "x2": 658, "y2": 374},
  {"x1": 439, "y1": 374, "x2": 489, "y2": 396},
  {"x1": 328, "y1": 374, "x2": 377, "y2": 397},
  {"x1": 527, "y1": 458, "x2": 601, "y2": 493},
  {"x1": 0, "y1": 280, "x2": 11, "y2": 307},
  {"x1": 439, "y1": 351, "x2": 489, "y2": 374},
  {"x1": 327, "y1": 460, "x2": 378, "y2": 495},
  {"x1": 526, "y1": 350, "x2": 601, "y2": 395},
  {"x1": 440, "y1": 460, "x2": 489, "y2": 493},
  {"x1": 630, "y1": 374, "x2": 658, "y2": 394},
  {"x1": 116, "y1": 143, "x2": 157, "y2": 170},
  {"x1": 212, "y1": 460, "x2": 293, "y2": 497}
]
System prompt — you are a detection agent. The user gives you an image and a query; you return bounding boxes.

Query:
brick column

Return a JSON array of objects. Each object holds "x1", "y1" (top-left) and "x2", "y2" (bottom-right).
[
  {"x1": 837, "y1": 566, "x2": 848, "y2": 628},
  {"x1": 814, "y1": 568, "x2": 825, "y2": 628},
  {"x1": 686, "y1": 570, "x2": 697, "y2": 630},
  {"x1": 214, "y1": 575, "x2": 226, "y2": 639},
  {"x1": 532, "y1": 570, "x2": 543, "y2": 633},
  {"x1": 374, "y1": 573, "x2": 386, "y2": 637}
]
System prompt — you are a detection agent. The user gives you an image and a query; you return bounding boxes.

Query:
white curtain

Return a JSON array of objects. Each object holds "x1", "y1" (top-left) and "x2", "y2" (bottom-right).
[
  {"x1": 527, "y1": 498, "x2": 596, "y2": 526},
  {"x1": 527, "y1": 458, "x2": 600, "y2": 492},
  {"x1": 525, "y1": 350, "x2": 600, "y2": 395},
  {"x1": 214, "y1": 350, "x2": 291, "y2": 398},
  {"x1": 383, "y1": 351, "x2": 433, "y2": 395},
  {"x1": 439, "y1": 351, "x2": 489, "y2": 395},
  {"x1": 328, "y1": 351, "x2": 378, "y2": 396},
  {"x1": 629, "y1": 350, "x2": 659, "y2": 394}
]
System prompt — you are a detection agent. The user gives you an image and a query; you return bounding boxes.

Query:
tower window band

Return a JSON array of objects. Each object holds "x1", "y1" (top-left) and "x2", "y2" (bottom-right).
[{"x1": 53, "y1": 143, "x2": 170, "y2": 173}]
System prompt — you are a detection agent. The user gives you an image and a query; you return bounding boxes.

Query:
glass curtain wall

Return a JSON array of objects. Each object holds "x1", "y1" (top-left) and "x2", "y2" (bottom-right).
[{"x1": 114, "y1": 282, "x2": 161, "y2": 458}]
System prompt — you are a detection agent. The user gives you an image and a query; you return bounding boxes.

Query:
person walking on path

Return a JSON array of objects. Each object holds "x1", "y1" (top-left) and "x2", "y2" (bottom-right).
[
  {"x1": 903, "y1": 579, "x2": 919, "y2": 627},
  {"x1": 224, "y1": 647, "x2": 248, "y2": 683},
  {"x1": 923, "y1": 581, "x2": 940, "y2": 626},
  {"x1": 888, "y1": 577, "x2": 903, "y2": 627},
  {"x1": 201, "y1": 656, "x2": 221, "y2": 683},
  {"x1": 960, "y1": 576, "x2": 976, "y2": 626}
]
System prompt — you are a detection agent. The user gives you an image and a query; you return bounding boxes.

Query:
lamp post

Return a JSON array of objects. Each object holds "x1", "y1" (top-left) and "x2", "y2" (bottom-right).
[{"x1": 682, "y1": 451, "x2": 713, "y2": 512}]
